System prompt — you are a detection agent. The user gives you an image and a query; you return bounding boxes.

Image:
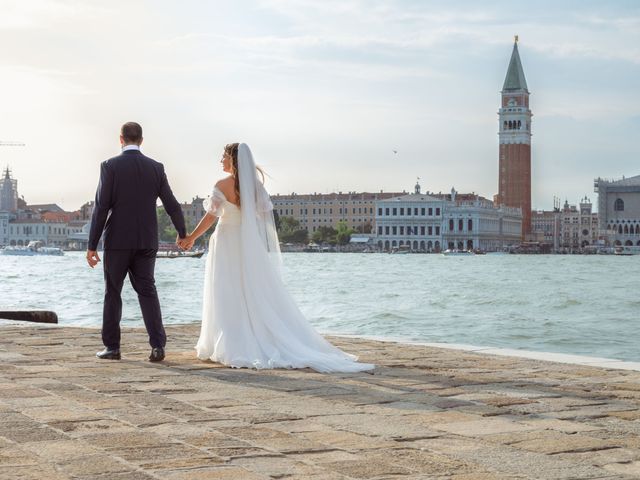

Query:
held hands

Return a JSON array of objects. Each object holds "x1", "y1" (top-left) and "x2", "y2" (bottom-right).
[
  {"x1": 176, "y1": 234, "x2": 195, "y2": 251},
  {"x1": 86, "y1": 250, "x2": 101, "y2": 268}
]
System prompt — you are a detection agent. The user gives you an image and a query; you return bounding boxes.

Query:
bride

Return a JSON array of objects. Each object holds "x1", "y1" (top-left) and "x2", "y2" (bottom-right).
[{"x1": 178, "y1": 143, "x2": 374, "y2": 373}]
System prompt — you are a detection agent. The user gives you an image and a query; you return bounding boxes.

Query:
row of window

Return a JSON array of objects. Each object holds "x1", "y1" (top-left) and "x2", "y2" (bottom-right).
[
  {"x1": 9, "y1": 226, "x2": 68, "y2": 235},
  {"x1": 608, "y1": 224, "x2": 640, "y2": 235},
  {"x1": 378, "y1": 207, "x2": 441, "y2": 217},
  {"x1": 448, "y1": 219, "x2": 473, "y2": 232},
  {"x1": 378, "y1": 225, "x2": 442, "y2": 236},
  {"x1": 278, "y1": 207, "x2": 374, "y2": 216}
]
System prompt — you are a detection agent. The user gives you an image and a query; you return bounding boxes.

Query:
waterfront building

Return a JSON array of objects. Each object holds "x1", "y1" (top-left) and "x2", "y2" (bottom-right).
[
  {"x1": 79, "y1": 201, "x2": 95, "y2": 221},
  {"x1": 0, "y1": 211, "x2": 9, "y2": 246},
  {"x1": 375, "y1": 184, "x2": 521, "y2": 252},
  {"x1": 531, "y1": 209, "x2": 560, "y2": 250},
  {"x1": 181, "y1": 196, "x2": 206, "y2": 226},
  {"x1": 0, "y1": 167, "x2": 18, "y2": 212},
  {"x1": 442, "y1": 189, "x2": 522, "y2": 251},
  {"x1": 7, "y1": 219, "x2": 70, "y2": 247},
  {"x1": 595, "y1": 174, "x2": 640, "y2": 246},
  {"x1": 558, "y1": 198, "x2": 599, "y2": 251},
  {"x1": 271, "y1": 191, "x2": 404, "y2": 233},
  {"x1": 494, "y1": 37, "x2": 532, "y2": 239},
  {"x1": 375, "y1": 182, "x2": 445, "y2": 252}
]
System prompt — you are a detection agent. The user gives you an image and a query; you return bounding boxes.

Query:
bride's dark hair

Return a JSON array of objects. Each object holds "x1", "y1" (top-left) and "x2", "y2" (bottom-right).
[
  {"x1": 224, "y1": 143, "x2": 241, "y2": 206},
  {"x1": 225, "y1": 142, "x2": 266, "y2": 208}
]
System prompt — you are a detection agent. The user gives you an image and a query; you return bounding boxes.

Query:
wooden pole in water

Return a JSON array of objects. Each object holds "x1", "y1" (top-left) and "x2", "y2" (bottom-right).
[{"x1": 0, "y1": 311, "x2": 58, "y2": 324}]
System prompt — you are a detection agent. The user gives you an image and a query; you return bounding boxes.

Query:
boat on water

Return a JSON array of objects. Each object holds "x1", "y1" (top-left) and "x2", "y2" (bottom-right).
[
  {"x1": 614, "y1": 246, "x2": 640, "y2": 256},
  {"x1": 441, "y1": 249, "x2": 475, "y2": 256},
  {"x1": 156, "y1": 250, "x2": 205, "y2": 259},
  {"x1": 0, "y1": 241, "x2": 64, "y2": 256}
]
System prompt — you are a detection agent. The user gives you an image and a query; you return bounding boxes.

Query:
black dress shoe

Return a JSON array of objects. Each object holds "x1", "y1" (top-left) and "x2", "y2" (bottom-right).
[
  {"x1": 149, "y1": 347, "x2": 165, "y2": 362},
  {"x1": 96, "y1": 347, "x2": 121, "y2": 360}
]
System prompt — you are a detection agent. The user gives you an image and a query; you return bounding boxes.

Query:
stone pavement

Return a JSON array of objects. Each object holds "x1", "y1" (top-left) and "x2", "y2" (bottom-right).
[{"x1": 1, "y1": 323, "x2": 640, "y2": 480}]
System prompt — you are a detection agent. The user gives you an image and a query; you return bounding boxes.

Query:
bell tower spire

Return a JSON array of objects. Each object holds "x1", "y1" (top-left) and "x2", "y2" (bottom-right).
[{"x1": 496, "y1": 36, "x2": 532, "y2": 239}]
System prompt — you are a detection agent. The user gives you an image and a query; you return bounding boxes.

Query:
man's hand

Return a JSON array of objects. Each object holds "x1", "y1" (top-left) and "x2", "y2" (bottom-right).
[
  {"x1": 86, "y1": 250, "x2": 101, "y2": 268},
  {"x1": 177, "y1": 235, "x2": 194, "y2": 251}
]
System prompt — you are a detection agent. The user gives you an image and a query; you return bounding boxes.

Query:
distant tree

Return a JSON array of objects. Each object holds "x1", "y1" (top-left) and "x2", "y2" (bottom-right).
[
  {"x1": 335, "y1": 220, "x2": 356, "y2": 246},
  {"x1": 312, "y1": 226, "x2": 337, "y2": 245},
  {"x1": 157, "y1": 207, "x2": 199, "y2": 245},
  {"x1": 277, "y1": 216, "x2": 309, "y2": 244}
]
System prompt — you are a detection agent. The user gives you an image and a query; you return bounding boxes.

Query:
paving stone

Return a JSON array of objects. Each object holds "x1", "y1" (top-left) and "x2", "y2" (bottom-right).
[
  {"x1": 507, "y1": 431, "x2": 621, "y2": 455},
  {"x1": 2, "y1": 324, "x2": 640, "y2": 480},
  {"x1": 160, "y1": 466, "x2": 270, "y2": 479}
]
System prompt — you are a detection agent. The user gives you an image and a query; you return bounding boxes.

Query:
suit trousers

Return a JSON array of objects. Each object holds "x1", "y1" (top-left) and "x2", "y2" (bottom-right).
[{"x1": 102, "y1": 249, "x2": 166, "y2": 349}]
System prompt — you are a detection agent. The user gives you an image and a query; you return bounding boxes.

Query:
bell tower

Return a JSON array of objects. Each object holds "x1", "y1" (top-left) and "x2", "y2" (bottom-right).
[{"x1": 496, "y1": 36, "x2": 532, "y2": 239}]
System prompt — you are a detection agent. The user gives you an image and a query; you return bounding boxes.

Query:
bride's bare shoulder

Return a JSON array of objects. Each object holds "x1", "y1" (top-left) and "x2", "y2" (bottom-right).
[{"x1": 215, "y1": 176, "x2": 234, "y2": 190}]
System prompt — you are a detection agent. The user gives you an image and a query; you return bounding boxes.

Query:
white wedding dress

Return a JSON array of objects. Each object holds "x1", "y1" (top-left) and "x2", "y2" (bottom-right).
[{"x1": 195, "y1": 144, "x2": 374, "y2": 373}]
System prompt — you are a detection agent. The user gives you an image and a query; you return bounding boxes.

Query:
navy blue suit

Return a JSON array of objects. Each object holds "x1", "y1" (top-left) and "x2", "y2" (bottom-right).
[{"x1": 89, "y1": 148, "x2": 186, "y2": 350}]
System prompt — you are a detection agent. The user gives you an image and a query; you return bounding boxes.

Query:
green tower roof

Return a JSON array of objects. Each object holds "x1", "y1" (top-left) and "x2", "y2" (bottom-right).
[{"x1": 502, "y1": 40, "x2": 528, "y2": 92}]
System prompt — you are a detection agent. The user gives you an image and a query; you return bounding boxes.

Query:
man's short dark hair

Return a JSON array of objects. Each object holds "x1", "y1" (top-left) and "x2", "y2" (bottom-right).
[{"x1": 121, "y1": 122, "x2": 143, "y2": 144}]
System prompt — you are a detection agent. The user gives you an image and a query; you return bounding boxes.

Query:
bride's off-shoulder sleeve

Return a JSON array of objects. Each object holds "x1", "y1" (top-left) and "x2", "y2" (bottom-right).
[{"x1": 203, "y1": 188, "x2": 226, "y2": 216}]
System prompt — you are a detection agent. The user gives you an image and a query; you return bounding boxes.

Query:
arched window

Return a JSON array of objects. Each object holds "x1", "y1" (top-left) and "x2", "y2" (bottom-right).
[
  {"x1": 384, "y1": 240, "x2": 390, "y2": 251},
  {"x1": 508, "y1": 120, "x2": 513, "y2": 130},
  {"x1": 625, "y1": 240, "x2": 633, "y2": 246},
  {"x1": 637, "y1": 240, "x2": 640, "y2": 246},
  {"x1": 517, "y1": 120, "x2": 522, "y2": 129},
  {"x1": 467, "y1": 239, "x2": 473, "y2": 250},
  {"x1": 392, "y1": 240, "x2": 397, "y2": 247},
  {"x1": 468, "y1": 219, "x2": 473, "y2": 231},
  {"x1": 449, "y1": 219, "x2": 454, "y2": 231},
  {"x1": 457, "y1": 241, "x2": 464, "y2": 250},
  {"x1": 624, "y1": 225, "x2": 629, "y2": 234},
  {"x1": 420, "y1": 240, "x2": 426, "y2": 251},
  {"x1": 427, "y1": 240, "x2": 433, "y2": 250},
  {"x1": 614, "y1": 198, "x2": 624, "y2": 211},
  {"x1": 503, "y1": 121, "x2": 507, "y2": 130},
  {"x1": 434, "y1": 241, "x2": 441, "y2": 252},
  {"x1": 614, "y1": 240, "x2": 622, "y2": 246},
  {"x1": 619, "y1": 225, "x2": 623, "y2": 234},
  {"x1": 636, "y1": 225, "x2": 640, "y2": 235},
  {"x1": 399, "y1": 240, "x2": 404, "y2": 246}
]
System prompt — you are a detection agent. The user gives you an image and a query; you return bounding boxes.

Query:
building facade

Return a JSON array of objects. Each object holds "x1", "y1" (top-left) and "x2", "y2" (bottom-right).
[
  {"x1": 0, "y1": 211, "x2": 9, "y2": 246},
  {"x1": 375, "y1": 185, "x2": 522, "y2": 252},
  {"x1": 442, "y1": 190, "x2": 522, "y2": 252},
  {"x1": 558, "y1": 198, "x2": 599, "y2": 251},
  {"x1": 271, "y1": 191, "x2": 404, "y2": 233},
  {"x1": 0, "y1": 167, "x2": 18, "y2": 212},
  {"x1": 531, "y1": 209, "x2": 560, "y2": 250},
  {"x1": 181, "y1": 196, "x2": 206, "y2": 227},
  {"x1": 495, "y1": 37, "x2": 532, "y2": 239},
  {"x1": 375, "y1": 184, "x2": 445, "y2": 252},
  {"x1": 595, "y1": 174, "x2": 640, "y2": 246},
  {"x1": 7, "y1": 220, "x2": 70, "y2": 247}
]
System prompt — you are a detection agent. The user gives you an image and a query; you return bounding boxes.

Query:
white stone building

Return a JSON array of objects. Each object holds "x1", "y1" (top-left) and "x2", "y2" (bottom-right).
[
  {"x1": 595, "y1": 175, "x2": 640, "y2": 247},
  {"x1": 7, "y1": 220, "x2": 70, "y2": 247},
  {"x1": 375, "y1": 185, "x2": 522, "y2": 252},
  {"x1": 375, "y1": 184, "x2": 445, "y2": 252},
  {"x1": 442, "y1": 189, "x2": 522, "y2": 251}
]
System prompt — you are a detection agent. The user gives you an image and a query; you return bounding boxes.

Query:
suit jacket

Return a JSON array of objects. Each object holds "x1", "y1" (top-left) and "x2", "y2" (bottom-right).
[{"x1": 88, "y1": 149, "x2": 186, "y2": 251}]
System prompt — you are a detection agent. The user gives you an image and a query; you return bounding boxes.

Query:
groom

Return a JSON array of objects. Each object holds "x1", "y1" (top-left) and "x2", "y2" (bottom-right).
[{"x1": 87, "y1": 122, "x2": 186, "y2": 362}]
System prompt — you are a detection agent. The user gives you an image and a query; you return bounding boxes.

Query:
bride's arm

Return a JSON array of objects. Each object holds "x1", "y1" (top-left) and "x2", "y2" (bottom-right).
[
  {"x1": 189, "y1": 213, "x2": 217, "y2": 241},
  {"x1": 178, "y1": 213, "x2": 216, "y2": 249}
]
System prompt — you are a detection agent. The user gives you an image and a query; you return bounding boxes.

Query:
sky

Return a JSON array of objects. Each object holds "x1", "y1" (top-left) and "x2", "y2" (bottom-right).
[{"x1": 0, "y1": 0, "x2": 638, "y2": 212}]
